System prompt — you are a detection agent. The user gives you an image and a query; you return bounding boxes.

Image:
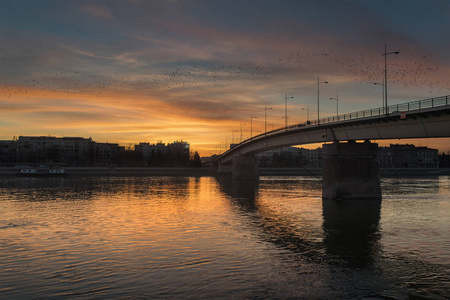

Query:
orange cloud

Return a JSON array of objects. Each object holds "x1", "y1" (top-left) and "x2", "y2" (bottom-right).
[{"x1": 1, "y1": 0, "x2": 449, "y2": 156}]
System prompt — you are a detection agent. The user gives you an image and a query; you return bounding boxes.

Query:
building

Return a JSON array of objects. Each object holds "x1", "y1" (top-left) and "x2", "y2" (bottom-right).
[
  {"x1": 417, "y1": 146, "x2": 439, "y2": 168},
  {"x1": 379, "y1": 144, "x2": 439, "y2": 168},
  {"x1": 257, "y1": 147, "x2": 321, "y2": 168},
  {"x1": 94, "y1": 142, "x2": 125, "y2": 167},
  {"x1": 168, "y1": 140, "x2": 190, "y2": 158},
  {"x1": 378, "y1": 146, "x2": 394, "y2": 168},
  {"x1": 0, "y1": 136, "x2": 192, "y2": 167},
  {"x1": 12, "y1": 136, "x2": 125, "y2": 167},
  {"x1": 0, "y1": 140, "x2": 17, "y2": 166},
  {"x1": 439, "y1": 152, "x2": 450, "y2": 168},
  {"x1": 299, "y1": 147, "x2": 322, "y2": 168},
  {"x1": 134, "y1": 140, "x2": 190, "y2": 166},
  {"x1": 16, "y1": 136, "x2": 96, "y2": 167},
  {"x1": 135, "y1": 142, "x2": 168, "y2": 162}
]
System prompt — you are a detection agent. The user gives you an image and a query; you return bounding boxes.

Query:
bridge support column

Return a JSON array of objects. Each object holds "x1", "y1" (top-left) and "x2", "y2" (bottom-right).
[
  {"x1": 217, "y1": 162, "x2": 233, "y2": 175},
  {"x1": 232, "y1": 155, "x2": 259, "y2": 180},
  {"x1": 322, "y1": 141, "x2": 381, "y2": 200}
]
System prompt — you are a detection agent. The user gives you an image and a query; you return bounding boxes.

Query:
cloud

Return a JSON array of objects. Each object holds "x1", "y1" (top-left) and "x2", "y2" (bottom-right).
[
  {"x1": 79, "y1": 3, "x2": 113, "y2": 20},
  {"x1": 1, "y1": 0, "x2": 449, "y2": 154},
  {"x1": 59, "y1": 44, "x2": 114, "y2": 60}
]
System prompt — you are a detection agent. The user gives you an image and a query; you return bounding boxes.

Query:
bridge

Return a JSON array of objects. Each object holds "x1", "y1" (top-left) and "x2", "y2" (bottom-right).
[{"x1": 214, "y1": 95, "x2": 450, "y2": 199}]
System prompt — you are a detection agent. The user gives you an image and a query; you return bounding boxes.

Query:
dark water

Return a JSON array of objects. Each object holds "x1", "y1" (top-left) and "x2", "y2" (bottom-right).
[{"x1": 0, "y1": 176, "x2": 448, "y2": 299}]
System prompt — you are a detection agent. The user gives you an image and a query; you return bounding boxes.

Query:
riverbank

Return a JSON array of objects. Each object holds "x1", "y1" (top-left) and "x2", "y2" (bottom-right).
[
  {"x1": 0, "y1": 167, "x2": 449, "y2": 177},
  {"x1": 380, "y1": 168, "x2": 450, "y2": 176},
  {"x1": 260, "y1": 167, "x2": 450, "y2": 177},
  {"x1": 0, "y1": 167, "x2": 217, "y2": 177}
]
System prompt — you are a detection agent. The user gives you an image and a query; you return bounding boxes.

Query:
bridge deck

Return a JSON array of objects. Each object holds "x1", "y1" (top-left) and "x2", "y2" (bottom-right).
[{"x1": 215, "y1": 95, "x2": 450, "y2": 164}]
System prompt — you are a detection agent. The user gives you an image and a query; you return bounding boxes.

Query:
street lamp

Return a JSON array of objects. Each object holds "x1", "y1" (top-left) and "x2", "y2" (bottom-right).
[
  {"x1": 231, "y1": 129, "x2": 238, "y2": 144},
  {"x1": 316, "y1": 77, "x2": 328, "y2": 124},
  {"x1": 383, "y1": 44, "x2": 399, "y2": 114},
  {"x1": 264, "y1": 105, "x2": 272, "y2": 133},
  {"x1": 224, "y1": 136, "x2": 230, "y2": 150},
  {"x1": 284, "y1": 93, "x2": 294, "y2": 128},
  {"x1": 374, "y1": 82, "x2": 385, "y2": 112},
  {"x1": 301, "y1": 106, "x2": 310, "y2": 122},
  {"x1": 240, "y1": 122, "x2": 246, "y2": 143},
  {"x1": 329, "y1": 94, "x2": 339, "y2": 120},
  {"x1": 250, "y1": 114, "x2": 257, "y2": 138}
]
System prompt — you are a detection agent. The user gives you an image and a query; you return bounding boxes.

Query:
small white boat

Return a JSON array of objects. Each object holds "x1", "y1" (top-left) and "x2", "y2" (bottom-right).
[{"x1": 18, "y1": 166, "x2": 66, "y2": 177}]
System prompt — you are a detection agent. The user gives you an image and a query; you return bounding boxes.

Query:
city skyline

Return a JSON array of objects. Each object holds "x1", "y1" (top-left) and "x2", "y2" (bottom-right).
[
  {"x1": 1, "y1": 0, "x2": 449, "y2": 155},
  {"x1": 2, "y1": 135, "x2": 443, "y2": 169}
]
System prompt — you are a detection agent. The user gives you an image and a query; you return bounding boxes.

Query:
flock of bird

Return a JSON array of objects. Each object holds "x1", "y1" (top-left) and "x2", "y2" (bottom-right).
[{"x1": 2, "y1": 49, "x2": 449, "y2": 100}]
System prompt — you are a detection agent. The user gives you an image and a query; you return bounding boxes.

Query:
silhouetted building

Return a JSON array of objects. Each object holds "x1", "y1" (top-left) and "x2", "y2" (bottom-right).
[
  {"x1": 11, "y1": 136, "x2": 126, "y2": 167},
  {"x1": 417, "y1": 146, "x2": 439, "y2": 168},
  {"x1": 168, "y1": 140, "x2": 190, "y2": 157},
  {"x1": 379, "y1": 144, "x2": 439, "y2": 168},
  {"x1": 136, "y1": 142, "x2": 168, "y2": 164},
  {"x1": 134, "y1": 140, "x2": 190, "y2": 166},
  {"x1": 3, "y1": 135, "x2": 442, "y2": 169},
  {"x1": 378, "y1": 146, "x2": 394, "y2": 168},
  {"x1": 439, "y1": 152, "x2": 450, "y2": 168},
  {"x1": 16, "y1": 136, "x2": 96, "y2": 167},
  {"x1": 0, "y1": 140, "x2": 17, "y2": 166},
  {"x1": 94, "y1": 142, "x2": 125, "y2": 167},
  {"x1": 300, "y1": 147, "x2": 322, "y2": 168},
  {"x1": 257, "y1": 147, "x2": 321, "y2": 168}
]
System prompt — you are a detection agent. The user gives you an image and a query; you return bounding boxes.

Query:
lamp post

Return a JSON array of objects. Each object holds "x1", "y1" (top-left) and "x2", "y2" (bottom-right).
[
  {"x1": 329, "y1": 94, "x2": 339, "y2": 120},
  {"x1": 250, "y1": 114, "x2": 257, "y2": 138},
  {"x1": 301, "y1": 106, "x2": 310, "y2": 122},
  {"x1": 284, "y1": 93, "x2": 294, "y2": 128},
  {"x1": 383, "y1": 44, "x2": 399, "y2": 114},
  {"x1": 264, "y1": 105, "x2": 272, "y2": 133},
  {"x1": 231, "y1": 129, "x2": 238, "y2": 145},
  {"x1": 316, "y1": 77, "x2": 328, "y2": 124},
  {"x1": 224, "y1": 136, "x2": 230, "y2": 150},
  {"x1": 240, "y1": 122, "x2": 246, "y2": 142},
  {"x1": 374, "y1": 82, "x2": 385, "y2": 112}
]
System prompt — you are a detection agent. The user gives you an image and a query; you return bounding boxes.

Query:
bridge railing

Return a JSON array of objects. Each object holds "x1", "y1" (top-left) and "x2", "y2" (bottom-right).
[
  {"x1": 311, "y1": 95, "x2": 450, "y2": 125},
  {"x1": 221, "y1": 95, "x2": 449, "y2": 157}
]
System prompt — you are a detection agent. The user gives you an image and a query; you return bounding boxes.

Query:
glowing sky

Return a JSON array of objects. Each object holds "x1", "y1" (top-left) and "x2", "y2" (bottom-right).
[{"x1": 1, "y1": 0, "x2": 449, "y2": 155}]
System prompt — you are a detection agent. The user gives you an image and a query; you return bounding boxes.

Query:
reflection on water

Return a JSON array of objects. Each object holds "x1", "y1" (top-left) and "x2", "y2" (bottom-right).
[
  {"x1": 0, "y1": 176, "x2": 449, "y2": 299},
  {"x1": 322, "y1": 198, "x2": 381, "y2": 268},
  {"x1": 218, "y1": 177, "x2": 382, "y2": 267},
  {"x1": 216, "y1": 177, "x2": 259, "y2": 209},
  {"x1": 382, "y1": 176, "x2": 442, "y2": 195}
]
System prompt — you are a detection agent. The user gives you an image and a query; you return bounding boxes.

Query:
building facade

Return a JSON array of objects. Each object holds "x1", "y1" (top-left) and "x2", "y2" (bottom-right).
[
  {"x1": 9, "y1": 136, "x2": 125, "y2": 167},
  {"x1": 16, "y1": 136, "x2": 95, "y2": 166},
  {"x1": 257, "y1": 147, "x2": 322, "y2": 168},
  {"x1": 134, "y1": 140, "x2": 190, "y2": 166},
  {"x1": 378, "y1": 144, "x2": 439, "y2": 168},
  {"x1": 0, "y1": 140, "x2": 17, "y2": 166}
]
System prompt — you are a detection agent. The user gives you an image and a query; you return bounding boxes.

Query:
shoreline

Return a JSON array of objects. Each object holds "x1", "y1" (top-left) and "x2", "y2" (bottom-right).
[
  {"x1": 0, "y1": 167, "x2": 217, "y2": 177},
  {"x1": 0, "y1": 167, "x2": 449, "y2": 177},
  {"x1": 260, "y1": 167, "x2": 450, "y2": 177}
]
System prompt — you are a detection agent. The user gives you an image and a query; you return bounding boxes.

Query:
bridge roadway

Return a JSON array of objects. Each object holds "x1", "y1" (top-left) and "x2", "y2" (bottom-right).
[{"x1": 215, "y1": 95, "x2": 450, "y2": 165}]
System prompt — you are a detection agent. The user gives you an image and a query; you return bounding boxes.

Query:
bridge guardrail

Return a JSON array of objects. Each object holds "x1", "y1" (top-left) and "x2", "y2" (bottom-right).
[{"x1": 219, "y1": 95, "x2": 449, "y2": 158}]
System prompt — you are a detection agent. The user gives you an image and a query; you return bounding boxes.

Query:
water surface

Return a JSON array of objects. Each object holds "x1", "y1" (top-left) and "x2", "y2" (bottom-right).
[{"x1": 0, "y1": 176, "x2": 448, "y2": 299}]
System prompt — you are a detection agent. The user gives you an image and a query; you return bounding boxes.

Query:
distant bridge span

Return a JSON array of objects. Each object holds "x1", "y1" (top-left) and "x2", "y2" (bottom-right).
[{"x1": 215, "y1": 95, "x2": 450, "y2": 165}]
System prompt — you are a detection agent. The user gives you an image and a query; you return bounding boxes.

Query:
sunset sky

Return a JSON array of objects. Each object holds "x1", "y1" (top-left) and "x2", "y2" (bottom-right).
[{"x1": 1, "y1": 0, "x2": 449, "y2": 155}]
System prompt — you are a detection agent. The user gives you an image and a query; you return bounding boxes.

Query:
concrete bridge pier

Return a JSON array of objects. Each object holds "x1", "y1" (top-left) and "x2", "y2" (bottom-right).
[
  {"x1": 322, "y1": 141, "x2": 381, "y2": 200},
  {"x1": 232, "y1": 154, "x2": 259, "y2": 180},
  {"x1": 217, "y1": 162, "x2": 233, "y2": 175}
]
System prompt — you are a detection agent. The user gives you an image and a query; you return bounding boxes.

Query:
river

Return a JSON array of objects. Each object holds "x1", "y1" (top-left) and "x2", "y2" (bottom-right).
[{"x1": 0, "y1": 175, "x2": 448, "y2": 299}]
